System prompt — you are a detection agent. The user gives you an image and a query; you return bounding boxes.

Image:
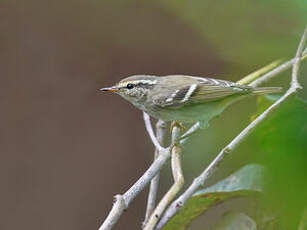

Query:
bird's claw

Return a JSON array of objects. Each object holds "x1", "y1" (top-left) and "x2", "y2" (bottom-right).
[{"x1": 170, "y1": 121, "x2": 186, "y2": 133}]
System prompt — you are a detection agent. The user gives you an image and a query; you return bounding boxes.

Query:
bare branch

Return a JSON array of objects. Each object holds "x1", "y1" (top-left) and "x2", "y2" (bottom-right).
[
  {"x1": 144, "y1": 120, "x2": 167, "y2": 226},
  {"x1": 178, "y1": 122, "x2": 200, "y2": 144},
  {"x1": 143, "y1": 112, "x2": 163, "y2": 151},
  {"x1": 249, "y1": 44, "x2": 307, "y2": 88},
  {"x1": 144, "y1": 127, "x2": 183, "y2": 230},
  {"x1": 98, "y1": 120, "x2": 171, "y2": 230},
  {"x1": 98, "y1": 195, "x2": 126, "y2": 230},
  {"x1": 98, "y1": 146, "x2": 171, "y2": 230},
  {"x1": 292, "y1": 27, "x2": 307, "y2": 89},
  {"x1": 237, "y1": 59, "x2": 282, "y2": 85},
  {"x1": 155, "y1": 28, "x2": 307, "y2": 230}
]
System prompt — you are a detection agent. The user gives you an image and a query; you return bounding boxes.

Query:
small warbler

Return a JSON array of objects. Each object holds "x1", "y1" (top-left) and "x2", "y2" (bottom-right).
[{"x1": 101, "y1": 75, "x2": 281, "y2": 125}]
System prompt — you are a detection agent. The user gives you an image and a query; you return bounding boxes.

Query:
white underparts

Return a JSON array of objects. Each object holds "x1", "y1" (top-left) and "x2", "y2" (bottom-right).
[{"x1": 181, "y1": 84, "x2": 197, "y2": 103}]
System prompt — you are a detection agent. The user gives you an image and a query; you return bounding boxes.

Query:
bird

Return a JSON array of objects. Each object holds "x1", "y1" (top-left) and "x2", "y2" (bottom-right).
[{"x1": 101, "y1": 75, "x2": 281, "y2": 126}]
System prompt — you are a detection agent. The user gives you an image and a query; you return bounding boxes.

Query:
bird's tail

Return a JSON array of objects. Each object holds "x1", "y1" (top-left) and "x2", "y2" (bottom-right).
[{"x1": 252, "y1": 87, "x2": 282, "y2": 95}]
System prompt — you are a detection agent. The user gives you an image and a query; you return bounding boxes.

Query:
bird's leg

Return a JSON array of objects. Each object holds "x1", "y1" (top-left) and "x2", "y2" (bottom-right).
[
  {"x1": 170, "y1": 121, "x2": 186, "y2": 146},
  {"x1": 170, "y1": 121, "x2": 186, "y2": 133}
]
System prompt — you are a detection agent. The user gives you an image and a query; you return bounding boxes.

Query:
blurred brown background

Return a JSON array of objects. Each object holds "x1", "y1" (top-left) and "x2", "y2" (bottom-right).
[{"x1": 1, "y1": 0, "x2": 306, "y2": 229}]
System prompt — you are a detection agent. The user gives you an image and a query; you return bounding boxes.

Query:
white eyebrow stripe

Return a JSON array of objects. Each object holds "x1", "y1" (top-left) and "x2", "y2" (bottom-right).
[{"x1": 180, "y1": 84, "x2": 197, "y2": 103}]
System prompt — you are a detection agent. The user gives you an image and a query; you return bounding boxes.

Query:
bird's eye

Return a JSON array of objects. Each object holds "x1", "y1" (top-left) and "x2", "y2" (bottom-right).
[{"x1": 126, "y1": 83, "x2": 134, "y2": 89}]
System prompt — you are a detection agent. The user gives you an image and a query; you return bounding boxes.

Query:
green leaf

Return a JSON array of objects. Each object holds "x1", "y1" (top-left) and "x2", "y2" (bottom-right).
[
  {"x1": 212, "y1": 212, "x2": 257, "y2": 230},
  {"x1": 251, "y1": 95, "x2": 307, "y2": 229},
  {"x1": 163, "y1": 164, "x2": 265, "y2": 230}
]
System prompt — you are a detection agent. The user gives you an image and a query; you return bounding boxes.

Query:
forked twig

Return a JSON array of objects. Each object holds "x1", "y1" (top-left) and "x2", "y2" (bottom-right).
[
  {"x1": 98, "y1": 147, "x2": 170, "y2": 230},
  {"x1": 144, "y1": 127, "x2": 183, "y2": 230},
  {"x1": 143, "y1": 113, "x2": 163, "y2": 151},
  {"x1": 143, "y1": 119, "x2": 167, "y2": 226}
]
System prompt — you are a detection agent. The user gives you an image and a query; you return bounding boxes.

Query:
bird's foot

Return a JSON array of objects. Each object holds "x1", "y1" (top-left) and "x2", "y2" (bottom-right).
[{"x1": 170, "y1": 121, "x2": 186, "y2": 133}]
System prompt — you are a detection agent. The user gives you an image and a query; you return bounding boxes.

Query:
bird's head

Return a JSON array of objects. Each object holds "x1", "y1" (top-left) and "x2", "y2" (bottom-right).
[{"x1": 100, "y1": 75, "x2": 158, "y2": 106}]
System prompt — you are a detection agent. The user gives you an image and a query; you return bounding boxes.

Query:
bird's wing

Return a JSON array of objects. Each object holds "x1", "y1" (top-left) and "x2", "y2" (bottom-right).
[{"x1": 152, "y1": 77, "x2": 252, "y2": 109}]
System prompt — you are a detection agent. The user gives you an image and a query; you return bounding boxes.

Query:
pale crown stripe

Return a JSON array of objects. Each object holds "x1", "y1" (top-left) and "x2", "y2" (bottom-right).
[
  {"x1": 119, "y1": 79, "x2": 157, "y2": 88},
  {"x1": 181, "y1": 84, "x2": 197, "y2": 103},
  {"x1": 132, "y1": 80, "x2": 157, "y2": 85}
]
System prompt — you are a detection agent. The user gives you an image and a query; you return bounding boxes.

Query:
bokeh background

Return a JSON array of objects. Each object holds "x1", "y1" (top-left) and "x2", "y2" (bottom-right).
[{"x1": 1, "y1": 0, "x2": 307, "y2": 229}]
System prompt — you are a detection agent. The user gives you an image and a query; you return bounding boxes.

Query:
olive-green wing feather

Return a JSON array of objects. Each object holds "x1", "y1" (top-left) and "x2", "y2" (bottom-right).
[{"x1": 152, "y1": 77, "x2": 252, "y2": 109}]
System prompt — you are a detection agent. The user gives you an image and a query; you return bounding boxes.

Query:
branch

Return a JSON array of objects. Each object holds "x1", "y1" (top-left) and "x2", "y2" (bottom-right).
[
  {"x1": 291, "y1": 27, "x2": 307, "y2": 89},
  {"x1": 98, "y1": 146, "x2": 170, "y2": 230},
  {"x1": 237, "y1": 59, "x2": 283, "y2": 85},
  {"x1": 98, "y1": 195, "x2": 126, "y2": 230},
  {"x1": 143, "y1": 120, "x2": 167, "y2": 226},
  {"x1": 143, "y1": 113, "x2": 163, "y2": 151},
  {"x1": 144, "y1": 127, "x2": 183, "y2": 230},
  {"x1": 178, "y1": 122, "x2": 200, "y2": 144},
  {"x1": 99, "y1": 117, "x2": 171, "y2": 230},
  {"x1": 249, "y1": 46, "x2": 307, "y2": 88},
  {"x1": 155, "y1": 27, "x2": 307, "y2": 230}
]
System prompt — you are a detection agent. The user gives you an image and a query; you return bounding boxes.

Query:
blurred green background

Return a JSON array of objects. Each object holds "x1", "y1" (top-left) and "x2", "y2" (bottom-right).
[{"x1": 1, "y1": 0, "x2": 306, "y2": 229}]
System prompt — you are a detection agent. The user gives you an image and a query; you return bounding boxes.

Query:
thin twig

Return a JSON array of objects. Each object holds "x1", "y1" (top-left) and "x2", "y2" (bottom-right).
[
  {"x1": 249, "y1": 46, "x2": 307, "y2": 87},
  {"x1": 237, "y1": 59, "x2": 283, "y2": 85},
  {"x1": 292, "y1": 27, "x2": 307, "y2": 89},
  {"x1": 144, "y1": 127, "x2": 184, "y2": 230},
  {"x1": 143, "y1": 113, "x2": 163, "y2": 151},
  {"x1": 179, "y1": 122, "x2": 200, "y2": 144},
  {"x1": 98, "y1": 146, "x2": 170, "y2": 230},
  {"x1": 155, "y1": 28, "x2": 307, "y2": 230},
  {"x1": 144, "y1": 120, "x2": 167, "y2": 226}
]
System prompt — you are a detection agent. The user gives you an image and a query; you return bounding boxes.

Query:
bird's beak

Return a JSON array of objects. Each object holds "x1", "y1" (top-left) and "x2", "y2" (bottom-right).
[{"x1": 100, "y1": 86, "x2": 119, "y2": 93}]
